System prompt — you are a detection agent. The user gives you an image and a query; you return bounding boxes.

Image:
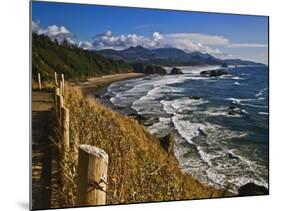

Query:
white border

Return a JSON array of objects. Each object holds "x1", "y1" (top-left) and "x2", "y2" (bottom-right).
[{"x1": 0, "y1": 0, "x2": 279, "y2": 211}]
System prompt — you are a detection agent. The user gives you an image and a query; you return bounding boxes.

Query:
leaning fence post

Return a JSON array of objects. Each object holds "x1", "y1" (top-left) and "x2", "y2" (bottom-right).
[
  {"x1": 76, "y1": 145, "x2": 108, "y2": 206},
  {"x1": 37, "y1": 73, "x2": 42, "y2": 90},
  {"x1": 54, "y1": 72, "x2": 58, "y2": 87}
]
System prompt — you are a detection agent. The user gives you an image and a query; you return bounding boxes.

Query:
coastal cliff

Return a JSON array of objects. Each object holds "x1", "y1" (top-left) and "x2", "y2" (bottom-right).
[{"x1": 62, "y1": 84, "x2": 225, "y2": 204}]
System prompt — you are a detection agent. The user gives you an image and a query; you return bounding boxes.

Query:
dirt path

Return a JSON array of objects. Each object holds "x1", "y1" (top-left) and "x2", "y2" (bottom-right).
[{"x1": 32, "y1": 90, "x2": 59, "y2": 210}]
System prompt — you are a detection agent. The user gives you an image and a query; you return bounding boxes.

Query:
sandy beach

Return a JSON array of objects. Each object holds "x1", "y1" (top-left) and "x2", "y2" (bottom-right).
[{"x1": 75, "y1": 72, "x2": 144, "y2": 97}]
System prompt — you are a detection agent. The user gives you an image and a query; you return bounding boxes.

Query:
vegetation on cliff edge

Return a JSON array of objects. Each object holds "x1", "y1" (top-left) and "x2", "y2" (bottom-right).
[{"x1": 32, "y1": 33, "x2": 133, "y2": 81}]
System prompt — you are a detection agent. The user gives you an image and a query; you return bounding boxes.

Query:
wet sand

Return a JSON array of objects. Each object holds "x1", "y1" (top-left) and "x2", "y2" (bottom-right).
[{"x1": 75, "y1": 72, "x2": 144, "y2": 97}]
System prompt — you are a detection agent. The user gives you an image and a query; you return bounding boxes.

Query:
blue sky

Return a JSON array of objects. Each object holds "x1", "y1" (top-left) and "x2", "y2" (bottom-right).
[{"x1": 32, "y1": 1, "x2": 268, "y2": 64}]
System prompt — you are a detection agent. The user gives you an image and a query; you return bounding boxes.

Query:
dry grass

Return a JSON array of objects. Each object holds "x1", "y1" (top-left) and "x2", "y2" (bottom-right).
[
  {"x1": 32, "y1": 79, "x2": 56, "y2": 90},
  {"x1": 59, "y1": 84, "x2": 226, "y2": 205}
]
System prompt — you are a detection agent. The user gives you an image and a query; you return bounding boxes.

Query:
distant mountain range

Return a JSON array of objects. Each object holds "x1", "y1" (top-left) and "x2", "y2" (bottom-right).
[{"x1": 95, "y1": 46, "x2": 266, "y2": 66}]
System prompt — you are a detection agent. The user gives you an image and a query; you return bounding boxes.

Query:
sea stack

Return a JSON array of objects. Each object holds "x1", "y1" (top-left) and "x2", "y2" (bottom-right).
[{"x1": 170, "y1": 67, "x2": 184, "y2": 75}]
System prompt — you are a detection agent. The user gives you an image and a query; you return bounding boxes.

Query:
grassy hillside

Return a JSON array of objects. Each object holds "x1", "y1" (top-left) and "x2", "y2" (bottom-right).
[
  {"x1": 32, "y1": 33, "x2": 133, "y2": 81},
  {"x1": 61, "y1": 84, "x2": 225, "y2": 206}
]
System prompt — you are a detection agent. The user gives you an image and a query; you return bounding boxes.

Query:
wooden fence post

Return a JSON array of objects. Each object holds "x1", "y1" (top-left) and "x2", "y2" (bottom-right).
[
  {"x1": 54, "y1": 88, "x2": 60, "y2": 113},
  {"x1": 60, "y1": 106, "x2": 70, "y2": 186},
  {"x1": 61, "y1": 106, "x2": 70, "y2": 154},
  {"x1": 76, "y1": 144, "x2": 108, "y2": 206},
  {"x1": 37, "y1": 73, "x2": 42, "y2": 90},
  {"x1": 54, "y1": 72, "x2": 58, "y2": 87},
  {"x1": 56, "y1": 94, "x2": 64, "y2": 122},
  {"x1": 55, "y1": 87, "x2": 60, "y2": 96},
  {"x1": 61, "y1": 74, "x2": 65, "y2": 96},
  {"x1": 60, "y1": 81, "x2": 64, "y2": 96}
]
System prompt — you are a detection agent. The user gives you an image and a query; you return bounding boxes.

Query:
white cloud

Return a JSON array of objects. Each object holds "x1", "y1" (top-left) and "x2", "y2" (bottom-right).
[
  {"x1": 162, "y1": 33, "x2": 226, "y2": 55},
  {"x1": 228, "y1": 43, "x2": 268, "y2": 48},
  {"x1": 32, "y1": 21, "x2": 75, "y2": 44},
  {"x1": 152, "y1": 32, "x2": 163, "y2": 41},
  {"x1": 90, "y1": 30, "x2": 226, "y2": 55},
  {"x1": 91, "y1": 30, "x2": 163, "y2": 50},
  {"x1": 32, "y1": 21, "x2": 40, "y2": 33},
  {"x1": 164, "y1": 33, "x2": 229, "y2": 45},
  {"x1": 78, "y1": 41, "x2": 93, "y2": 50}
]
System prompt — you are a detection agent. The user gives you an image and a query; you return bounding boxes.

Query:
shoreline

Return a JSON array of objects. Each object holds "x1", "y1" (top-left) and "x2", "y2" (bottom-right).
[
  {"x1": 74, "y1": 70, "x2": 268, "y2": 196},
  {"x1": 75, "y1": 72, "x2": 144, "y2": 98}
]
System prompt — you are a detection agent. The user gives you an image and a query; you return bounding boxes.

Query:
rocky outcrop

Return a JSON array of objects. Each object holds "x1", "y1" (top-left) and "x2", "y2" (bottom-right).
[
  {"x1": 128, "y1": 113, "x2": 159, "y2": 126},
  {"x1": 170, "y1": 67, "x2": 183, "y2": 75},
  {"x1": 145, "y1": 65, "x2": 167, "y2": 74},
  {"x1": 198, "y1": 128, "x2": 207, "y2": 137},
  {"x1": 238, "y1": 183, "x2": 268, "y2": 196},
  {"x1": 200, "y1": 69, "x2": 229, "y2": 77},
  {"x1": 159, "y1": 133, "x2": 175, "y2": 157},
  {"x1": 227, "y1": 111, "x2": 236, "y2": 115},
  {"x1": 227, "y1": 105, "x2": 241, "y2": 116},
  {"x1": 222, "y1": 62, "x2": 228, "y2": 68},
  {"x1": 200, "y1": 70, "x2": 209, "y2": 75},
  {"x1": 132, "y1": 63, "x2": 167, "y2": 74},
  {"x1": 189, "y1": 96, "x2": 201, "y2": 100},
  {"x1": 227, "y1": 153, "x2": 239, "y2": 160}
]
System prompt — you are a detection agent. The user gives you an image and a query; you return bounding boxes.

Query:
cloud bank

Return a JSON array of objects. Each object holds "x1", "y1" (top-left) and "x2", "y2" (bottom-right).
[
  {"x1": 82, "y1": 30, "x2": 225, "y2": 56},
  {"x1": 32, "y1": 21, "x2": 267, "y2": 58},
  {"x1": 32, "y1": 21, "x2": 75, "y2": 44}
]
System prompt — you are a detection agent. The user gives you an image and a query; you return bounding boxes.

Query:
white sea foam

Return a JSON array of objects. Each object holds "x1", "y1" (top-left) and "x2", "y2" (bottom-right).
[
  {"x1": 171, "y1": 97, "x2": 208, "y2": 110},
  {"x1": 171, "y1": 119, "x2": 267, "y2": 191},
  {"x1": 225, "y1": 97, "x2": 260, "y2": 105},
  {"x1": 255, "y1": 88, "x2": 268, "y2": 97},
  {"x1": 166, "y1": 112, "x2": 267, "y2": 192},
  {"x1": 220, "y1": 75, "x2": 233, "y2": 79},
  {"x1": 200, "y1": 109, "x2": 242, "y2": 118},
  {"x1": 201, "y1": 110, "x2": 229, "y2": 117},
  {"x1": 148, "y1": 117, "x2": 171, "y2": 135},
  {"x1": 184, "y1": 76, "x2": 209, "y2": 80},
  {"x1": 258, "y1": 112, "x2": 269, "y2": 116},
  {"x1": 256, "y1": 93, "x2": 263, "y2": 97},
  {"x1": 241, "y1": 109, "x2": 248, "y2": 114},
  {"x1": 241, "y1": 103, "x2": 268, "y2": 108},
  {"x1": 160, "y1": 97, "x2": 208, "y2": 115},
  {"x1": 234, "y1": 81, "x2": 241, "y2": 85},
  {"x1": 231, "y1": 76, "x2": 244, "y2": 80},
  {"x1": 197, "y1": 146, "x2": 214, "y2": 167},
  {"x1": 172, "y1": 115, "x2": 206, "y2": 145},
  {"x1": 201, "y1": 123, "x2": 248, "y2": 144},
  {"x1": 224, "y1": 151, "x2": 269, "y2": 190},
  {"x1": 108, "y1": 67, "x2": 213, "y2": 111},
  {"x1": 205, "y1": 168, "x2": 227, "y2": 187},
  {"x1": 111, "y1": 75, "x2": 188, "y2": 112},
  {"x1": 225, "y1": 97, "x2": 243, "y2": 104},
  {"x1": 160, "y1": 100, "x2": 176, "y2": 114}
]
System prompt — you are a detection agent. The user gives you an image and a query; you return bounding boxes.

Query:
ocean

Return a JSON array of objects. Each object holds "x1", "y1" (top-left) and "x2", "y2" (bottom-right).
[{"x1": 102, "y1": 65, "x2": 269, "y2": 193}]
